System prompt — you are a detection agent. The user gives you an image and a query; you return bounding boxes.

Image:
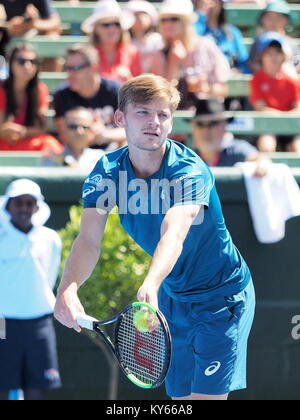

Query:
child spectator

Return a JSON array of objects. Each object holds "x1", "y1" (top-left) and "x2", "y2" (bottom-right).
[
  {"x1": 249, "y1": 0, "x2": 300, "y2": 77},
  {"x1": 125, "y1": 0, "x2": 163, "y2": 74},
  {"x1": 250, "y1": 32, "x2": 300, "y2": 152},
  {"x1": 81, "y1": 0, "x2": 142, "y2": 84},
  {"x1": 0, "y1": 43, "x2": 63, "y2": 153},
  {"x1": 153, "y1": 0, "x2": 230, "y2": 110}
]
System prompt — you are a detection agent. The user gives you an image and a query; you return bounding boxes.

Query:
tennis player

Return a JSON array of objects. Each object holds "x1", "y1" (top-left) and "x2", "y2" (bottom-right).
[{"x1": 54, "y1": 74, "x2": 256, "y2": 401}]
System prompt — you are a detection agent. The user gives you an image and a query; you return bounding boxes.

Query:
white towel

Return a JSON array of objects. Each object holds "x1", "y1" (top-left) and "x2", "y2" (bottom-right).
[{"x1": 239, "y1": 163, "x2": 300, "y2": 244}]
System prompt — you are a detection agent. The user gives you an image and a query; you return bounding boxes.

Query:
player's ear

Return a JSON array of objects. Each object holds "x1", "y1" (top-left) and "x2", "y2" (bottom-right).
[{"x1": 114, "y1": 110, "x2": 125, "y2": 128}]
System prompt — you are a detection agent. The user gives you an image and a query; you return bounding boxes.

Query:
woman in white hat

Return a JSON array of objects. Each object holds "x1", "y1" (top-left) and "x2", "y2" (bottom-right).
[
  {"x1": 125, "y1": 0, "x2": 163, "y2": 73},
  {"x1": 81, "y1": 0, "x2": 142, "y2": 84},
  {"x1": 152, "y1": 0, "x2": 230, "y2": 110}
]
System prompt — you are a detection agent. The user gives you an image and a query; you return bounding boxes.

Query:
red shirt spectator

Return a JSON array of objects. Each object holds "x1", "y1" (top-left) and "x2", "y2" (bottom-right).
[
  {"x1": 250, "y1": 70, "x2": 300, "y2": 111},
  {"x1": 96, "y1": 43, "x2": 142, "y2": 83}
]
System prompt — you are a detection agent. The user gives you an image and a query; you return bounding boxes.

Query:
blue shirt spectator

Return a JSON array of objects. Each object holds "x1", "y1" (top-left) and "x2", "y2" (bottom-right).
[{"x1": 194, "y1": 0, "x2": 250, "y2": 73}]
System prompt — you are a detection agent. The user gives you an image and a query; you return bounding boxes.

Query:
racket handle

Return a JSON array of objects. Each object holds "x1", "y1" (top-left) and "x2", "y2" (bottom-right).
[{"x1": 77, "y1": 313, "x2": 98, "y2": 331}]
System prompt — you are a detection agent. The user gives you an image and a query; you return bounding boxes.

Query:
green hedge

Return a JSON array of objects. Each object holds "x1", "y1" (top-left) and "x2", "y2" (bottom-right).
[{"x1": 59, "y1": 205, "x2": 151, "y2": 320}]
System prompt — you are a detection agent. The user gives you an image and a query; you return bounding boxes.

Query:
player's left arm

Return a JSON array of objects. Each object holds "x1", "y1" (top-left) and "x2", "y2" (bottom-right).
[{"x1": 137, "y1": 204, "x2": 201, "y2": 308}]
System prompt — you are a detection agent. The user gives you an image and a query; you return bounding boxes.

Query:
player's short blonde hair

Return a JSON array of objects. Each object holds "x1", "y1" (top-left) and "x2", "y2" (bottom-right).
[{"x1": 118, "y1": 74, "x2": 181, "y2": 113}]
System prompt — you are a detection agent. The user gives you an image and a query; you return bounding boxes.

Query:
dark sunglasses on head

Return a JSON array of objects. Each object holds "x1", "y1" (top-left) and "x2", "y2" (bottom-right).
[
  {"x1": 160, "y1": 17, "x2": 181, "y2": 24},
  {"x1": 100, "y1": 21, "x2": 121, "y2": 28},
  {"x1": 196, "y1": 120, "x2": 223, "y2": 128},
  {"x1": 65, "y1": 62, "x2": 91, "y2": 73},
  {"x1": 15, "y1": 57, "x2": 39, "y2": 66},
  {"x1": 67, "y1": 123, "x2": 91, "y2": 131}
]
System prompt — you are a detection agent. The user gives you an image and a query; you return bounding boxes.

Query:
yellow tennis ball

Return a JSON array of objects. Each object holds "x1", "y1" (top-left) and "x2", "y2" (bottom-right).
[{"x1": 133, "y1": 310, "x2": 156, "y2": 333}]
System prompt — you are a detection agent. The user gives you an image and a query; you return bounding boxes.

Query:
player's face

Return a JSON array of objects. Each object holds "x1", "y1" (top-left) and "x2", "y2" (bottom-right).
[{"x1": 115, "y1": 99, "x2": 173, "y2": 152}]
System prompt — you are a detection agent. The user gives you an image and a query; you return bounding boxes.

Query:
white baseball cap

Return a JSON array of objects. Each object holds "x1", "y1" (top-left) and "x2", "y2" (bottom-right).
[{"x1": 0, "y1": 179, "x2": 51, "y2": 227}]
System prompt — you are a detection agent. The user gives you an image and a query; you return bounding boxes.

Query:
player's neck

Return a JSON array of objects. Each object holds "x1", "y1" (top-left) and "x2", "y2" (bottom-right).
[{"x1": 129, "y1": 144, "x2": 167, "y2": 178}]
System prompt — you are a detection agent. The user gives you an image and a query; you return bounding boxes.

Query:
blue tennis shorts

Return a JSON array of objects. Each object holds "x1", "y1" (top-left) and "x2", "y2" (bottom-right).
[
  {"x1": 158, "y1": 280, "x2": 255, "y2": 397},
  {"x1": 0, "y1": 315, "x2": 61, "y2": 392}
]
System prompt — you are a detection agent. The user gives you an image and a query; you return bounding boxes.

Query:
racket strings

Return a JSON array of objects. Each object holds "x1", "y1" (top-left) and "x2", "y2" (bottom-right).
[{"x1": 116, "y1": 307, "x2": 168, "y2": 386}]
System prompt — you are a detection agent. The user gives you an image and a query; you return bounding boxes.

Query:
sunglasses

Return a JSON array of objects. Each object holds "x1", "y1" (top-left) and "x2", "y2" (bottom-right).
[
  {"x1": 15, "y1": 57, "x2": 39, "y2": 66},
  {"x1": 65, "y1": 62, "x2": 91, "y2": 73},
  {"x1": 99, "y1": 21, "x2": 121, "y2": 28},
  {"x1": 67, "y1": 123, "x2": 91, "y2": 131},
  {"x1": 160, "y1": 17, "x2": 181, "y2": 24},
  {"x1": 196, "y1": 121, "x2": 223, "y2": 128},
  {"x1": 12, "y1": 198, "x2": 37, "y2": 208}
]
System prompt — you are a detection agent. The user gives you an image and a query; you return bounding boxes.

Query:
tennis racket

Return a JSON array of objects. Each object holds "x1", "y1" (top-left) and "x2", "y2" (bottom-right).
[{"x1": 77, "y1": 302, "x2": 171, "y2": 389}]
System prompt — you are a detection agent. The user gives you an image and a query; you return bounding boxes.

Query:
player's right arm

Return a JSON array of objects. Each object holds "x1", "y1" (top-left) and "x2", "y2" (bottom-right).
[{"x1": 54, "y1": 208, "x2": 108, "y2": 332}]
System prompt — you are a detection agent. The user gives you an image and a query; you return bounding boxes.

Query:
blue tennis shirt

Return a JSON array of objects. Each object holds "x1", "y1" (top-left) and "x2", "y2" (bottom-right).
[{"x1": 83, "y1": 139, "x2": 251, "y2": 302}]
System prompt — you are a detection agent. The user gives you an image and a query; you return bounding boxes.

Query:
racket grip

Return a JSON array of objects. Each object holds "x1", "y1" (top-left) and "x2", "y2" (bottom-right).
[{"x1": 77, "y1": 314, "x2": 98, "y2": 331}]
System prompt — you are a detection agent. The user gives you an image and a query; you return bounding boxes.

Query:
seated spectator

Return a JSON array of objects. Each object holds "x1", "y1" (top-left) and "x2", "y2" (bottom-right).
[
  {"x1": 81, "y1": 0, "x2": 142, "y2": 84},
  {"x1": 192, "y1": 98, "x2": 270, "y2": 176},
  {"x1": 0, "y1": 43, "x2": 63, "y2": 153},
  {"x1": 194, "y1": 0, "x2": 249, "y2": 74},
  {"x1": 249, "y1": 0, "x2": 300, "y2": 77},
  {"x1": 0, "y1": 0, "x2": 61, "y2": 71},
  {"x1": 125, "y1": 0, "x2": 163, "y2": 73},
  {"x1": 43, "y1": 107, "x2": 105, "y2": 170},
  {"x1": 250, "y1": 33, "x2": 300, "y2": 152},
  {"x1": 152, "y1": 0, "x2": 230, "y2": 110},
  {"x1": 53, "y1": 44, "x2": 126, "y2": 150}
]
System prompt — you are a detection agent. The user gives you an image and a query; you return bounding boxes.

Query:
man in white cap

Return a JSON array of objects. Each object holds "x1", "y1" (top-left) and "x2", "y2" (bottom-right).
[{"x1": 0, "y1": 179, "x2": 62, "y2": 400}]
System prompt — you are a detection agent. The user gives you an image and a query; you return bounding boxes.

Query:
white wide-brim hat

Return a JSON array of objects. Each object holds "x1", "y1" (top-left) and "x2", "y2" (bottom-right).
[
  {"x1": 0, "y1": 179, "x2": 51, "y2": 227},
  {"x1": 125, "y1": 0, "x2": 159, "y2": 26},
  {"x1": 159, "y1": 0, "x2": 197, "y2": 23},
  {"x1": 81, "y1": 0, "x2": 136, "y2": 34}
]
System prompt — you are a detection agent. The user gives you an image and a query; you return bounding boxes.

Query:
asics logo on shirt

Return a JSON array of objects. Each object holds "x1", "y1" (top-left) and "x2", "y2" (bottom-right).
[{"x1": 204, "y1": 361, "x2": 221, "y2": 376}]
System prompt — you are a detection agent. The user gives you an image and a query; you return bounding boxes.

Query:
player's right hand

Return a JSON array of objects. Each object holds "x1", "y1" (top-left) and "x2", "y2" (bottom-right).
[{"x1": 54, "y1": 285, "x2": 85, "y2": 333}]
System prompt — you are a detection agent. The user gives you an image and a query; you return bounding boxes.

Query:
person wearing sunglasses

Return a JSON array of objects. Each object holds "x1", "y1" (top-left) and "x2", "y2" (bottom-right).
[
  {"x1": 54, "y1": 43, "x2": 126, "y2": 150},
  {"x1": 0, "y1": 179, "x2": 62, "y2": 400},
  {"x1": 152, "y1": 0, "x2": 230, "y2": 110},
  {"x1": 0, "y1": 43, "x2": 63, "y2": 153},
  {"x1": 192, "y1": 98, "x2": 269, "y2": 175},
  {"x1": 43, "y1": 107, "x2": 105, "y2": 170},
  {"x1": 81, "y1": 0, "x2": 142, "y2": 84}
]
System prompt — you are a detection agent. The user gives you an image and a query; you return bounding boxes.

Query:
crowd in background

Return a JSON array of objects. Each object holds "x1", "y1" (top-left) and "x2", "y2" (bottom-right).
[{"x1": 0, "y1": 0, "x2": 299, "y2": 170}]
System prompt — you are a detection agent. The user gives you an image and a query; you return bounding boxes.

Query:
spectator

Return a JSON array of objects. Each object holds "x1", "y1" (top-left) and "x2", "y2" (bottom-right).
[
  {"x1": 194, "y1": 0, "x2": 249, "y2": 74},
  {"x1": 43, "y1": 107, "x2": 105, "y2": 170},
  {"x1": 125, "y1": 0, "x2": 163, "y2": 73},
  {"x1": 250, "y1": 33, "x2": 300, "y2": 152},
  {"x1": 152, "y1": 0, "x2": 230, "y2": 110},
  {"x1": 249, "y1": 0, "x2": 300, "y2": 77},
  {"x1": 81, "y1": 0, "x2": 142, "y2": 84},
  {"x1": 0, "y1": 179, "x2": 62, "y2": 401},
  {"x1": 53, "y1": 44, "x2": 126, "y2": 150},
  {"x1": 0, "y1": 0, "x2": 61, "y2": 71},
  {"x1": 192, "y1": 98, "x2": 270, "y2": 176},
  {"x1": 0, "y1": 43, "x2": 63, "y2": 153}
]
